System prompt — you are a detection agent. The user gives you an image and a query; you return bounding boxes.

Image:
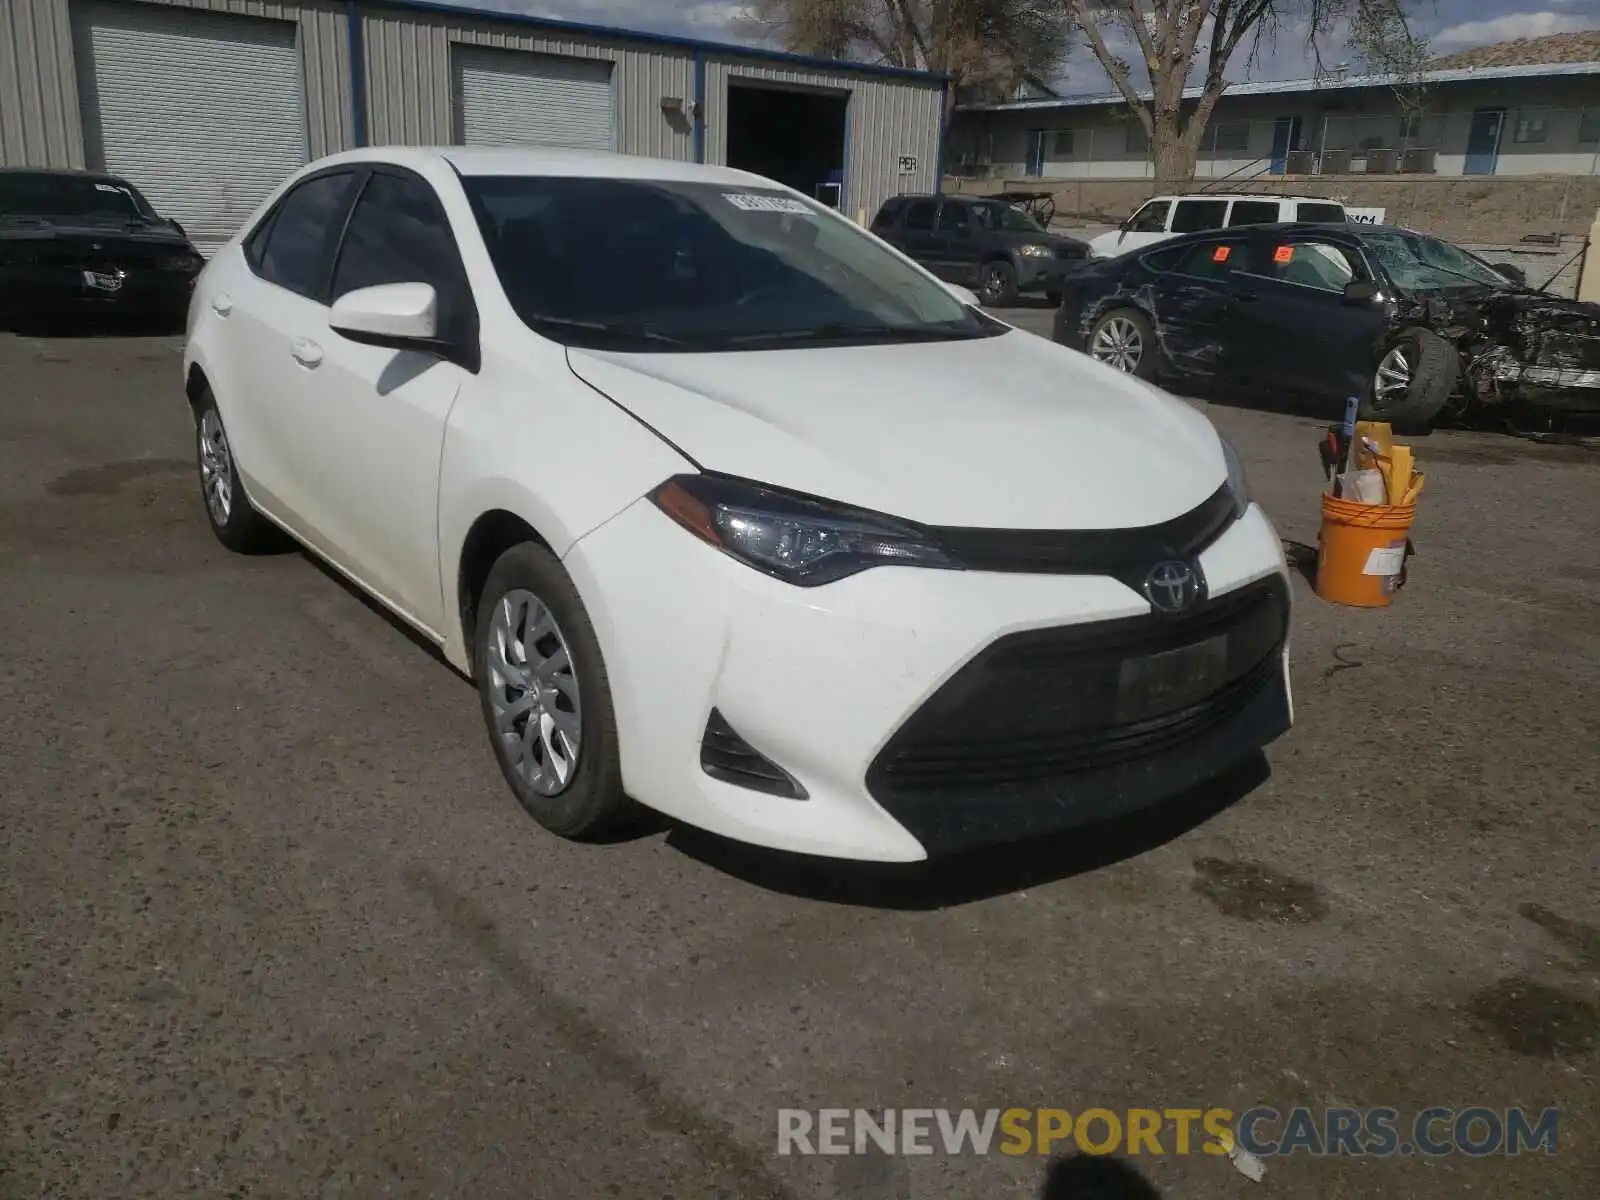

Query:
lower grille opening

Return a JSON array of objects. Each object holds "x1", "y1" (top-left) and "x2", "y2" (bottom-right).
[{"x1": 700, "y1": 709, "x2": 808, "y2": 800}]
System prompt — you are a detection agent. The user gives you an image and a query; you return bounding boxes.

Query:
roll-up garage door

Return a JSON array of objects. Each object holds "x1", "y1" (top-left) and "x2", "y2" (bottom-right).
[
  {"x1": 454, "y1": 46, "x2": 615, "y2": 152},
  {"x1": 75, "y1": 2, "x2": 308, "y2": 254}
]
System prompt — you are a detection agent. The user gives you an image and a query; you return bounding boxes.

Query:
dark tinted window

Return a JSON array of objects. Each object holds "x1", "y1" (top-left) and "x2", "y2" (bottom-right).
[
  {"x1": 1296, "y1": 201, "x2": 1345, "y2": 223},
  {"x1": 871, "y1": 196, "x2": 905, "y2": 229},
  {"x1": 255, "y1": 172, "x2": 354, "y2": 299},
  {"x1": 903, "y1": 200, "x2": 938, "y2": 232},
  {"x1": 1149, "y1": 239, "x2": 1242, "y2": 280},
  {"x1": 333, "y1": 173, "x2": 458, "y2": 298},
  {"x1": 936, "y1": 202, "x2": 970, "y2": 232},
  {"x1": 1126, "y1": 200, "x2": 1169, "y2": 232},
  {"x1": 1171, "y1": 199, "x2": 1228, "y2": 233},
  {"x1": 1227, "y1": 200, "x2": 1279, "y2": 227},
  {"x1": 0, "y1": 172, "x2": 147, "y2": 219}
]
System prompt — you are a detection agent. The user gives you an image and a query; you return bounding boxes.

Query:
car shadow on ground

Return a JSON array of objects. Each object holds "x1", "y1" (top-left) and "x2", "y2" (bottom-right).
[
  {"x1": 1040, "y1": 1154, "x2": 1166, "y2": 1199},
  {"x1": 665, "y1": 754, "x2": 1270, "y2": 909}
]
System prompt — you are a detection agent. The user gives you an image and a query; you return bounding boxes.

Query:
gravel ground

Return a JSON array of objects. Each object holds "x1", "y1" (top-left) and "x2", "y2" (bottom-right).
[{"x1": 1, "y1": 326, "x2": 1596, "y2": 1200}]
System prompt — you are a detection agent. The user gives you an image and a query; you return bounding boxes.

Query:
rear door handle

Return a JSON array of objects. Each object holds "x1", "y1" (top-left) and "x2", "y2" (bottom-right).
[
  {"x1": 291, "y1": 338, "x2": 324, "y2": 368},
  {"x1": 210, "y1": 294, "x2": 233, "y2": 317}
]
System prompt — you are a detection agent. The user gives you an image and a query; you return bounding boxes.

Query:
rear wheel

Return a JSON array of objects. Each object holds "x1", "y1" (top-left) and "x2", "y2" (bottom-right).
[
  {"x1": 1087, "y1": 308, "x2": 1157, "y2": 379},
  {"x1": 194, "y1": 390, "x2": 281, "y2": 554},
  {"x1": 1363, "y1": 329, "x2": 1457, "y2": 426},
  {"x1": 977, "y1": 259, "x2": 1019, "y2": 306}
]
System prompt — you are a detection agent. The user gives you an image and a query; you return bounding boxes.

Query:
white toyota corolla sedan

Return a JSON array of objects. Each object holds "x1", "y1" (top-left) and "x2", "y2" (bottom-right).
[{"x1": 183, "y1": 146, "x2": 1293, "y2": 863}]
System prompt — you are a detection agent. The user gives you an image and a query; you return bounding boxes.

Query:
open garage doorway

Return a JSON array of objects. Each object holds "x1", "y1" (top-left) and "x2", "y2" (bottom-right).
[{"x1": 726, "y1": 82, "x2": 848, "y2": 209}]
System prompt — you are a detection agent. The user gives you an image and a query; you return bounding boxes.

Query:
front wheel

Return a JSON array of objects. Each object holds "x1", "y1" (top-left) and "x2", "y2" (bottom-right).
[
  {"x1": 977, "y1": 260, "x2": 1019, "y2": 306},
  {"x1": 474, "y1": 542, "x2": 630, "y2": 841},
  {"x1": 193, "y1": 390, "x2": 281, "y2": 553},
  {"x1": 1087, "y1": 308, "x2": 1158, "y2": 379},
  {"x1": 1363, "y1": 329, "x2": 1457, "y2": 426}
]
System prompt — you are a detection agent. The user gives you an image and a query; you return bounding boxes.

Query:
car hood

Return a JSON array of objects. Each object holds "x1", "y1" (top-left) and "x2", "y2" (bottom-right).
[
  {"x1": 566, "y1": 329, "x2": 1227, "y2": 529},
  {"x1": 997, "y1": 230, "x2": 1085, "y2": 250}
]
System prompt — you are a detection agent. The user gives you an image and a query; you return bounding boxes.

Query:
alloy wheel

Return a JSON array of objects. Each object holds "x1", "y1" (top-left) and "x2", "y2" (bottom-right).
[
  {"x1": 487, "y1": 589, "x2": 583, "y2": 796},
  {"x1": 1373, "y1": 345, "x2": 1412, "y2": 413},
  {"x1": 198, "y1": 409, "x2": 233, "y2": 525},
  {"x1": 1091, "y1": 316, "x2": 1143, "y2": 373},
  {"x1": 981, "y1": 264, "x2": 1009, "y2": 302}
]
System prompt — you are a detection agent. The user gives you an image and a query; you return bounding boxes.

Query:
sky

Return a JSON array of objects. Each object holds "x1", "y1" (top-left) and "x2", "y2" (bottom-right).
[{"x1": 449, "y1": 1, "x2": 1597, "y2": 91}]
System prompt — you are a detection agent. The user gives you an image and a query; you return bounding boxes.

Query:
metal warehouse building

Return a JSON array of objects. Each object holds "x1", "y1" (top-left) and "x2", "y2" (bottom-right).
[{"x1": 0, "y1": 0, "x2": 947, "y2": 250}]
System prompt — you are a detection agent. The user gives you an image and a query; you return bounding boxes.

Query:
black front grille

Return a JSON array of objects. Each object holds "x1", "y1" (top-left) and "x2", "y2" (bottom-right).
[
  {"x1": 930, "y1": 486, "x2": 1238, "y2": 583},
  {"x1": 868, "y1": 577, "x2": 1288, "y2": 797}
]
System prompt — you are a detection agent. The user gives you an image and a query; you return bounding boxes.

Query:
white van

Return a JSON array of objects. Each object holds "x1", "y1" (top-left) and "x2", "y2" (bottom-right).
[{"x1": 1088, "y1": 194, "x2": 1376, "y2": 258}]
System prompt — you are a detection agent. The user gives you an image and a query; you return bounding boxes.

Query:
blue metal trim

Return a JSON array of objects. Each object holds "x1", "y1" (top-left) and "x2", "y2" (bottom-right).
[
  {"x1": 347, "y1": 1, "x2": 368, "y2": 146},
  {"x1": 692, "y1": 48, "x2": 706, "y2": 163},
  {"x1": 362, "y1": 0, "x2": 947, "y2": 83},
  {"x1": 934, "y1": 76, "x2": 949, "y2": 194}
]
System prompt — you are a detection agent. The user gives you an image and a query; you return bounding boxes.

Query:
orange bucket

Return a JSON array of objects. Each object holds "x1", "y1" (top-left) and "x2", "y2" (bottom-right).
[{"x1": 1315, "y1": 491, "x2": 1415, "y2": 608}]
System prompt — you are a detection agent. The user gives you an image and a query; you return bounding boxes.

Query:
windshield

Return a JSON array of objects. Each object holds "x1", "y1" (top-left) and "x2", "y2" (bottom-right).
[
  {"x1": 1360, "y1": 227, "x2": 1510, "y2": 292},
  {"x1": 0, "y1": 173, "x2": 146, "y2": 221},
  {"x1": 972, "y1": 201, "x2": 1045, "y2": 234},
  {"x1": 463, "y1": 176, "x2": 1000, "y2": 352}
]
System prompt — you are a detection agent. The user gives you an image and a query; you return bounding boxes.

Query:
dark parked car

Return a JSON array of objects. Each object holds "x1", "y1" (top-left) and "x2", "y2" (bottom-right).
[
  {"x1": 1054, "y1": 221, "x2": 1600, "y2": 424},
  {"x1": 0, "y1": 168, "x2": 204, "y2": 329},
  {"x1": 871, "y1": 193, "x2": 1089, "y2": 306}
]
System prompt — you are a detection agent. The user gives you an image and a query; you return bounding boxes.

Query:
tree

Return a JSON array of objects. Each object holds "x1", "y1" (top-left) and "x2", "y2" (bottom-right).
[
  {"x1": 1064, "y1": 1, "x2": 1427, "y2": 185},
  {"x1": 744, "y1": 1, "x2": 1074, "y2": 109}
]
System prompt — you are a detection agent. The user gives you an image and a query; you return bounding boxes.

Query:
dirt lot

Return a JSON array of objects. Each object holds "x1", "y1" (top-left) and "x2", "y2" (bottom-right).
[{"x1": 1, "y1": 326, "x2": 1597, "y2": 1200}]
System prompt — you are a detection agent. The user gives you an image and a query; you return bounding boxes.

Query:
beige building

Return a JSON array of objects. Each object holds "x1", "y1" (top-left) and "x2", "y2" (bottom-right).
[{"x1": 1, "y1": 0, "x2": 947, "y2": 250}]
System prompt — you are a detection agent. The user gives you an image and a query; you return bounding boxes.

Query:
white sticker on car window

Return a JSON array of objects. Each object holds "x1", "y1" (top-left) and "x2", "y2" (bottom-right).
[{"x1": 724, "y1": 193, "x2": 811, "y2": 214}]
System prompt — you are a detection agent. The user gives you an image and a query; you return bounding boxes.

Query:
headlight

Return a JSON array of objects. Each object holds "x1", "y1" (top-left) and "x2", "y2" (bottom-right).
[
  {"x1": 1220, "y1": 434, "x2": 1250, "y2": 517},
  {"x1": 1017, "y1": 244, "x2": 1053, "y2": 258},
  {"x1": 649, "y1": 473, "x2": 958, "y2": 586}
]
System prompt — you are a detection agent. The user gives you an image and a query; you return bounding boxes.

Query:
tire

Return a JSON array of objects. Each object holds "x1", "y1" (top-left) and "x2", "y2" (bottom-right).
[
  {"x1": 193, "y1": 389, "x2": 282, "y2": 554},
  {"x1": 1086, "y1": 307, "x2": 1158, "y2": 380},
  {"x1": 474, "y1": 542, "x2": 630, "y2": 841},
  {"x1": 977, "y1": 259, "x2": 1019, "y2": 306},
  {"x1": 1363, "y1": 329, "x2": 1457, "y2": 426}
]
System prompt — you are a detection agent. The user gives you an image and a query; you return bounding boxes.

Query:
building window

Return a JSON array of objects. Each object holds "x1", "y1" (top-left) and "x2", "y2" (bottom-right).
[
  {"x1": 1125, "y1": 122, "x2": 1149, "y2": 154},
  {"x1": 1052, "y1": 130, "x2": 1074, "y2": 156},
  {"x1": 1400, "y1": 112, "x2": 1425, "y2": 142},
  {"x1": 1211, "y1": 121, "x2": 1250, "y2": 154},
  {"x1": 1513, "y1": 111, "x2": 1549, "y2": 144},
  {"x1": 1580, "y1": 109, "x2": 1600, "y2": 145}
]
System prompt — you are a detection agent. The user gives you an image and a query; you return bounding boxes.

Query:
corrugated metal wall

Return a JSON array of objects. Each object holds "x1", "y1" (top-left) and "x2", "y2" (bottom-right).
[
  {"x1": 3, "y1": 0, "x2": 943, "y2": 216},
  {"x1": 0, "y1": 0, "x2": 353, "y2": 169},
  {"x1": 360, "y1": 7, "x2": 695, "y2": 161},
  {"x1": 704, "y1": 58, "x2": 943, "y2": 220}
]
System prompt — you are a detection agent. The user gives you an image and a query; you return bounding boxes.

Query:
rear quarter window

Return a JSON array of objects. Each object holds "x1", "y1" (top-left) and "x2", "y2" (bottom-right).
[
  {"x1": 1296, "y1": 202, "x2": 1346, "y2": 223},
  {"x1": 872, "y1": 197, "x2": 905, "y2": 229}
]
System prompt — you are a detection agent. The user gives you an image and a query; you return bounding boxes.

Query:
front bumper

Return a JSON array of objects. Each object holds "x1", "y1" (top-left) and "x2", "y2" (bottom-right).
[
  {"x1": 565, "y1": 499, "x2": 1293, "y2": 862},
  {"x1": 1016, "y1": 253, "x2": 1086, "y2": 293}
]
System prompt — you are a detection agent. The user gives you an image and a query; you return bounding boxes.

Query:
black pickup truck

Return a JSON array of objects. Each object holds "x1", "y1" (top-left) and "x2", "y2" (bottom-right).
[
  {"x1": 1, "y1": 168, "x2": 204, "y2": 329},
  {"x1": 870, "y1": 192, "x2": 1089, "y2": 306}
]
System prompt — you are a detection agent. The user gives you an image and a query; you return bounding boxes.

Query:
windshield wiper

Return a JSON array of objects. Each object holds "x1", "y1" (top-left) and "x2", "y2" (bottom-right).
[
  {"x1": 525, "y1": 315, "x2": 688, "y2": 346},
  {"x1": 717, "y1": 322, "x2": 981, "y2": 347}
]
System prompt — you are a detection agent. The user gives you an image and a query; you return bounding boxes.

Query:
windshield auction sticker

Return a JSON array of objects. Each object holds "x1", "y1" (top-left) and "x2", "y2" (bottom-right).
[{"x1": 724, "y1": 193, "x2": 812, "y2": 214}]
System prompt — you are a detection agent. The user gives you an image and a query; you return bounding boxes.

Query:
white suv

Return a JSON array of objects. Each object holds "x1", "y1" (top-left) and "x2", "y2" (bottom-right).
[{"x1": 1089, "y1": 194, "x2": 1354, "y2": 258}]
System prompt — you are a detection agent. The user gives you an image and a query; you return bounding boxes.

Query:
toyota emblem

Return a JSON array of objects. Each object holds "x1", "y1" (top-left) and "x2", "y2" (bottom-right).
[{"x1": 1144, "y1": 560, "x2": 1199, "y2": 613}]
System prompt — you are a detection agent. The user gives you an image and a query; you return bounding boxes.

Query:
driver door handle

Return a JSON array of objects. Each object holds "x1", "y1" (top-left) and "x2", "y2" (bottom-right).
[
  {"x1": 290, "y1": 338, "x2": 324, "y2": 369},
  {"x1": 210, "y1": 294, "x2": 233, "y2": 317}
]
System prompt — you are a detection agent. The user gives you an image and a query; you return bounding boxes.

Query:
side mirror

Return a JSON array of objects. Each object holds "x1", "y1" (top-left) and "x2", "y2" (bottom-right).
[
  {"x1": 1490, "y1": 262, "x2": 1527, "y2": 287},
  {"x1": 330, "y1": 282, "x2": 439, "y2": 348},
  {"x1": 945, "y1": 283, "x2": 981, "y2": 307},
  {"x1": 1342, "y1": 279, "x2": 1379, "y2": 305}
]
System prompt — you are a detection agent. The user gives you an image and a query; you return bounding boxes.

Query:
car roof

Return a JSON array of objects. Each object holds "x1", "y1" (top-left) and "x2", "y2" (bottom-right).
[
  {"x1": 1147, "y1": 193, "x2": 1344, "y2": 203},
  {"x1": 301, "y1": 145, "x2": 780, "y2": 188},
  {"x1": 0, "y1": 166, "x2": 131, "y2": 182},
  {"x1": 1126, "y1": 221, "x2": 1365, "y2": 252}
]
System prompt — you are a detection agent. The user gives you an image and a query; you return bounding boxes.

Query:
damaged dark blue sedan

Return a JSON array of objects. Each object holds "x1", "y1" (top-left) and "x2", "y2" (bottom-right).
[{"x1": 1054, "y1": 221, "x2": 1600, "y2": 426}]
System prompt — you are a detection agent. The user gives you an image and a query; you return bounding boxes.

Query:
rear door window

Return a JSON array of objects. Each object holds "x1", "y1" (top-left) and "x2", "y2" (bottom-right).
[
  {"x1": 1226, "y1": 200, "x2": 1280, "y2": 227},
  {"x1": 252, "y1": 172, "x2": 357, "y2": 300},
  {"x1": 1244, "y1": 238, "x2": 1362, "y2": 293},
  {"x1": 903, "y1": 200, "x2": 938, "y2": 232},
  {"x1": 1296, "y1": 202, "x2": 1346, "y2": 223},
  {"x1": 1170, "y1": 199, "x2": 1229, "y2": 234},
  {"x1": 935, "y1": 202, "x2": 970, "y2": 233}
]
